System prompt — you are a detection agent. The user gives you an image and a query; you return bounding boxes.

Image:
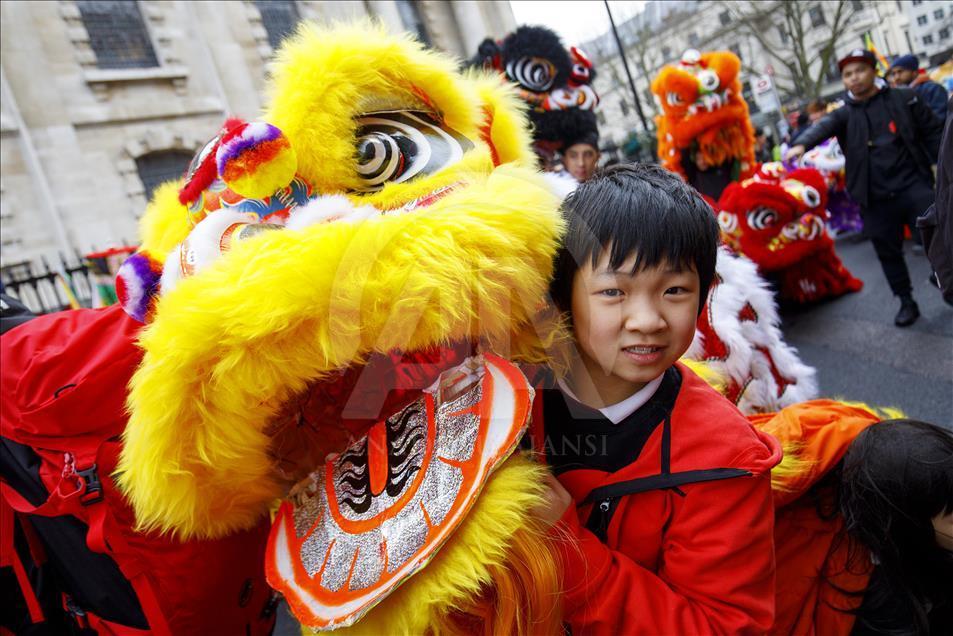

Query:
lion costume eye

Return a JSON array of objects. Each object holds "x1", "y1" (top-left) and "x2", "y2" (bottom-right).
[
  {"x1": 506, "y1": 56, "x2": 556, "y2": 92},
  {"x1": 747, "y1": 207, "x2": 779, "y2": 230},
  {"x1": 801, "y1": 185, "x2": 821, "y2": 208},
  {"x1": 352, "y1": 112, "x2": 473, "y2": 193},
  {"x1": 666, "y1": 92, "x2": 685, "y2": 107},
  {"x1": 698, "y1": 69, "x2": 720, "y2": 93}
]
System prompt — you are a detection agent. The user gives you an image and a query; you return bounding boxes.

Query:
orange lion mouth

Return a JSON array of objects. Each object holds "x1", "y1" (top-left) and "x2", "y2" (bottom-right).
[{"x1": 686, "y1": 88, "x2": 732, "y2": 116}]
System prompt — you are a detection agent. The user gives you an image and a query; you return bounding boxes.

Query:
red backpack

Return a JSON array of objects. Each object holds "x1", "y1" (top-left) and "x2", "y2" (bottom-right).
[{"x1": 1, "y1": 304, "x2": 277, "y2": 635}]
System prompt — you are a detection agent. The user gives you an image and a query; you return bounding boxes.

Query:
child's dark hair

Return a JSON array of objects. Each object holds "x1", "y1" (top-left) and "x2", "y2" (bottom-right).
[
  {"x1": 840, "y1": 419, "x2": 953, "y2": 634},
  {"x1": 549, "y1": 162, "x2": 720, "y2": 315}
]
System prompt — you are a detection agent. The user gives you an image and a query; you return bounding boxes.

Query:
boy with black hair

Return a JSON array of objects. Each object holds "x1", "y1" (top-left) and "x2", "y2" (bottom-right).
[{"x1": 529, "y1": 163, "x2": 781, "y2": 633}]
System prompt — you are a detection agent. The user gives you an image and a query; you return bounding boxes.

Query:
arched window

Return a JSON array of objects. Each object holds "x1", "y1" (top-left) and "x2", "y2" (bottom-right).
[
  {"x1": 253, "y1": 0, "x2": 300, "y2": 50},
  {"x1": 136, "y1": 151, "x2": 193, "y2": 202},
  {"x1": 76, "y1": 1, "x2": 158, "y2": 69}
]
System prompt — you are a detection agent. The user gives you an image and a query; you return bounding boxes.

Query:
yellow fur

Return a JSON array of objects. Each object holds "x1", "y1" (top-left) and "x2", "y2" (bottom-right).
[
  {"x1": 138, "y1": 182, "x2": 192, "y2": 258},
  {"x1": 117, "y1": 21, "x2": 565, "y2": 540},
  {"x1": 117, "y1": 167, "x2": 561, "y2": 538},
  {"x1": 312, "y1": 454, "x2": 552, "y2": 635},
  {"x1": 266, "y1": 21, "x2": 484, "y2": 198}
]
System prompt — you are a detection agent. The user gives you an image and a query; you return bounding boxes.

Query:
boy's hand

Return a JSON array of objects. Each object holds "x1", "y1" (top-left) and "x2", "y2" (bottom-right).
[
  {"x1": 533, "y1": 472, "x2": 574, "y2": 528},
  {"x1": 784, "y1": 145, "x2": 806, "y2": 162}
]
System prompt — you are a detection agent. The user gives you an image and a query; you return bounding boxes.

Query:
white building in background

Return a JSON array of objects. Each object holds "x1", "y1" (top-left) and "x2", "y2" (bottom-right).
[
  {"x1": 577, "y1": 0, "x2": 916, "y2": 156},
  {"x1": 0, "y1": 1, "x2": 515, "y2": 270},
  {"x1": 900, "y1": 0, "x2": 953, "y2": 63}
]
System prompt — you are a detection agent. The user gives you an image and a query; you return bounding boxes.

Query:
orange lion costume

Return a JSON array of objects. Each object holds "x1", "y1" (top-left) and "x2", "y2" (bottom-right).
[{"x1": 652, "y1": 49, "x2": 756, "y2": 186}]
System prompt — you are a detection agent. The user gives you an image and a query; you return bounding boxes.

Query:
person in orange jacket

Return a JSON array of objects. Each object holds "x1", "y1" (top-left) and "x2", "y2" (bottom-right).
[{"x1": 527, "y1": 163, "x2": 782, "y2": 634}]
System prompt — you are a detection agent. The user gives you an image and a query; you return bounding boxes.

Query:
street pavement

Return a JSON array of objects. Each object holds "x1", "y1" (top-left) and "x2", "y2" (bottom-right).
[{"x1": 779, "y1": 236, "x2": 953, "y2": 428}]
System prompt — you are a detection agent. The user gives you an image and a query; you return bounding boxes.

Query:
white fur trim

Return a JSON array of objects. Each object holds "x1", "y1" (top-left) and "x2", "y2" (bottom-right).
[
  {"x1": 687, "y1": 247, "x2": 818, "y2": 413},
  {"x1": 285, "y1": 195, "x2": 382, "y2": 230}
]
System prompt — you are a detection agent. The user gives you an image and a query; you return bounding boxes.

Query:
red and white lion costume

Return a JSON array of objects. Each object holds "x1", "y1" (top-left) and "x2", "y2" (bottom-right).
[{"x1": 717, "y1": 163, "x2": 863, "y2": 304}]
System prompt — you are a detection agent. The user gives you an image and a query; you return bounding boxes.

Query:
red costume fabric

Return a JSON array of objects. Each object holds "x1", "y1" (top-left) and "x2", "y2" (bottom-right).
[{"x1": 529, "y1": 363, "x2": 782, "y2": 635}]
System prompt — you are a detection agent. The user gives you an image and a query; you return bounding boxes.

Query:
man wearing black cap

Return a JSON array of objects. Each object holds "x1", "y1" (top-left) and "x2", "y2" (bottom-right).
[
  {"x1": 887, "y1": 54, "x2": 948, "y2": 120},
  {"x1": 786, "y1": 48, "x2": 943, "y2": 327}
]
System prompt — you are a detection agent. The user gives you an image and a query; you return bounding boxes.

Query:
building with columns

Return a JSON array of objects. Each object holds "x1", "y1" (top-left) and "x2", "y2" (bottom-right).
[{"x1": 0, "y1": 0, "x2": 515, "y2": 271}]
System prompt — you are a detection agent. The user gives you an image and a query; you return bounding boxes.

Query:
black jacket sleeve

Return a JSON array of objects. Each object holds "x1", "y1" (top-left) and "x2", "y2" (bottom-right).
[
  {"x1": 909, "y1": 91, "x2": 944, "y2": 161},
  {"x1": 918, "y1": 81, "x2": 949, "y2": 121},
  {"x1": 916, "y1": 96, "x2": 953, "y2": 304},
  {"x1": 792, "y1": 108, "x2": 847, "y2": 151}
]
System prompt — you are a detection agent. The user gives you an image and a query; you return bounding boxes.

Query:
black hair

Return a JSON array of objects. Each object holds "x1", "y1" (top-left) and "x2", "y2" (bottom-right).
[
  {"x1": 840, "y1": 419, "x2": 953, "y2": 634},
  {"x1": 549, "y1": 162, "x2": 720, "y2": 316}
]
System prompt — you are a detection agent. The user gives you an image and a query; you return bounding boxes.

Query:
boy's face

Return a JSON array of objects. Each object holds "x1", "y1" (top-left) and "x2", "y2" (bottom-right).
[{"x1": 569, "y1": 248, "x2": 701, "y2": 406}]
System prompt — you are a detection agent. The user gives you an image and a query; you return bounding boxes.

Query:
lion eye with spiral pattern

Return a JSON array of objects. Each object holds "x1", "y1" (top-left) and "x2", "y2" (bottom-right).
[
  {"x1": 747, "y1": 206, "x2": 779, "y2": 230},
  {"x1": 506, "y1": 56, "x2": 557, "y2": 92},
  {"x1": 352, "y1": 111, "x2": 473, "y2": 193}
]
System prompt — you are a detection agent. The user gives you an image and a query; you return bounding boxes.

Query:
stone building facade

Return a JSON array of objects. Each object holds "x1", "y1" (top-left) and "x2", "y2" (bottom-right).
[{"x1": 0, "y1": 0, "x2": 515, "y2": 268}]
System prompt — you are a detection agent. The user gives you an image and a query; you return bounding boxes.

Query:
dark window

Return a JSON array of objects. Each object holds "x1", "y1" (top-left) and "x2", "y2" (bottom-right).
[
  {"x1": 619, "y1": 99, "x2": 629, "y2": 117},
  {"x1": 254, "y1": 1, "x2": 300, "y2": 50},
  {"x1": 661, "y1": 45, "x2": 672, "y2": 61},
  {"x1": 136, "y1": 151, "x2": 193, "y2": 202},
  {"x1": 596, "y1": 110, "x2": 607, "y2": 126},
  {"x1": 941, "y1": 27, "x2": 951, "y2": 40},
  {"x1": 917, "y1": 15, "x2": 928, "y2": 25},
  {"x1": 851, "y1": 0, "x2": 864, "y2": 10},
  {"x1": 688, "y1": 32, "x2": 700, "y2": 47},
  {"x1": 395, "y1": 0, "x2": 431, "y2": 46},
  {"x1": 729, "y1": 42, "x2": 742, "y2": 57},
  {"x1": 912, "y1": 0, "x2": 923, "y2": 4},
  {"x1": 76, "y1": 1, "x2": 158, "y2": 70},
  {"x1": 923, "y1": 34, "x2": 934, "y2": 45},
  {"x1": 778, "y1": 26, "x2": 788, "y2": 44},
  {"x1": 719, "y1": 10, "x2": 731, "y2": 26},
  {"x1": 809, "y1": 5, "x2": 826, "y2": 27},
  {"x1": 934, "y1": 8, "x2": 944, "y2": 19}
]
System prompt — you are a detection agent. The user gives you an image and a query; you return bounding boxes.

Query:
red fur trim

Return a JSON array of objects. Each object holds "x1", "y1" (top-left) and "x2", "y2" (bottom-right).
[{"x1": 480, "y1": 105, "x2": 501, "y2": 167}]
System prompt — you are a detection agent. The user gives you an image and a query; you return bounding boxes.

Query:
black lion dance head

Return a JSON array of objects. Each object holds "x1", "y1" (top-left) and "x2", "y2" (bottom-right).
[{"x1": 472, "y1": 25, "x2": 600, "y2": 167}]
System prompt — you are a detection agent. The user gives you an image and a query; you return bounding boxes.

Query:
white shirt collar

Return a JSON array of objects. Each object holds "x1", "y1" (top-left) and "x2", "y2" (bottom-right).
[{"x1": 557, "y1": 373, "x2": 666, "y2": 425}]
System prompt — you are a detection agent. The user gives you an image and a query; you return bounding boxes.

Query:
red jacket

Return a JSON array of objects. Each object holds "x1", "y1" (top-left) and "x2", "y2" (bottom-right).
[{"x1": 529, "y1": 362, "x2": 782, "y2": 635}]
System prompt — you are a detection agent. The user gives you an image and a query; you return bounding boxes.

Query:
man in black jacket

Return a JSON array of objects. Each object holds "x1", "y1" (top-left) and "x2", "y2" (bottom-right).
[
  {"x1": 916, "y1": 96, "x2": 953, "y2": 306},
  {"x1": 787, "y1": 49, "x2": 943, "y2": 327}
]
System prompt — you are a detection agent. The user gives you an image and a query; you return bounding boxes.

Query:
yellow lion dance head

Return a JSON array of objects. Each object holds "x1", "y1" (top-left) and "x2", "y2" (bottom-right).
[
  {"x1": 651, "y1": 49, "x2": 755, "y2": 181},
  {"x1": 113, "y1": 21, "x2": 568, "y2": 634},
  {"x1": 116, "y1": 20, "x2": 562, "y2": 539}
]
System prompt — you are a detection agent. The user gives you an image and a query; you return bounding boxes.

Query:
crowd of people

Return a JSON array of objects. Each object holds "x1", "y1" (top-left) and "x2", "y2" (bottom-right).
[{"x1": 1, "y1": 18, "x2": 951, "y2": 636}]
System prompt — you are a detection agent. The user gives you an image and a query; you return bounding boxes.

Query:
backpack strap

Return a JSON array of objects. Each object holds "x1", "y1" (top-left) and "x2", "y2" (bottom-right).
[
  {"x1": 582, "y1": 468, "x2": 751, "y2": 541},
  {"x1": 0, "y1": 498, "x2": 45, "y2": 624},
  {"x1": 1, "y1": 441, "x2": 173, "y2": 636}
]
